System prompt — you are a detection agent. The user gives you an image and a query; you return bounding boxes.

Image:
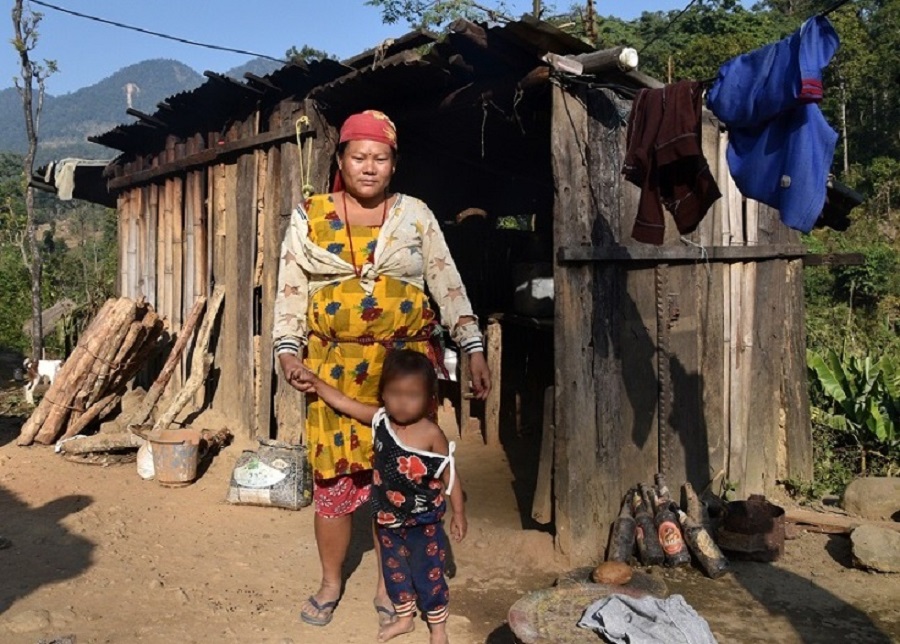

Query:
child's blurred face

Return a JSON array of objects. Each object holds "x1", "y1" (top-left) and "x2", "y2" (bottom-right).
[{"x1": 382, "y1": 374, "x2": 430, "y2": 425}]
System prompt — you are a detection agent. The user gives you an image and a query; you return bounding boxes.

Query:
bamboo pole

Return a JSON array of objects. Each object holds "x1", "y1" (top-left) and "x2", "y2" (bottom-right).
[
  {"x1": 193, "y1": 166, "x2": 206, "y2": 297},
  {"x1": 727, "y1": 156, "x2": 745, "y2": 492},
  {"x1": 127, "y1": 188, "x2": 140, "y2": 299},
  {"x1": 150, "y1": 183, "x2": 160, "y2": 310},
  {"x1": 719, "y1": 131, "x2": 732, "y2": 480},
  {"x1": 118, "y1": 193, "x2": 128, "y2": 297},
  {"x1": 173, "y1": 174, "x2": 185, "y2": 333}
]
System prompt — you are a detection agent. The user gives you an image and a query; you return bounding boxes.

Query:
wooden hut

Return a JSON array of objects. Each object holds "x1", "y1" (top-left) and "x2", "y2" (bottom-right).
[{"x1": 41, "y1": 17, "x2": 815, "y2": 565}]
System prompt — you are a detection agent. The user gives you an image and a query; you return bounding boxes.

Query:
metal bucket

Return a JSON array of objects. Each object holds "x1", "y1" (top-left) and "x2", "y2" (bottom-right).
[{"x1": 146, "y1": 428, "x2": 202, "y2": 487}]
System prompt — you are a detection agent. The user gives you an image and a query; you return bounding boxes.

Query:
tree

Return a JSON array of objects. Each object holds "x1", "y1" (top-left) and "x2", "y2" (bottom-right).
[
  {"x1": 11, "y1": 0, "x2": 56, "y2": 361},
  {"x1": 365, "y1": 0, "x2": 524, "y2": 29},
  {"x1": 285, "y1": 45, "x2": 333, "y2": 64}
]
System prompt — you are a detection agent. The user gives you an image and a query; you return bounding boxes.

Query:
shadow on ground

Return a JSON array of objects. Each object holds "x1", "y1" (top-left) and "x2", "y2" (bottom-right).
[{"x1": 0, "y1": 486, "x2": 95, "y2": 615}]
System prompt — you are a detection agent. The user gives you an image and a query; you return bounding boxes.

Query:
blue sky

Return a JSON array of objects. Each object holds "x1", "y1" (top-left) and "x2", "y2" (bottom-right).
[{"x1": 2, "y1": 1, "x2": 689, "y2": 95}]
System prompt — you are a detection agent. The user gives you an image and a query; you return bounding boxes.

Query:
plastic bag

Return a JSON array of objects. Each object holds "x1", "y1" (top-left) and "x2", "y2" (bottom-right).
[
  {"x1": 225, "y1": 438, "x2": 312, "y2": 510},
  {"x1": 137, "y1": 441, "x2": 154, "y2": 480}
]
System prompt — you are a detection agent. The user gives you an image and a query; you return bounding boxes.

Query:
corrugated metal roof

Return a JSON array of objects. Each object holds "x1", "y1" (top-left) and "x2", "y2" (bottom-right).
[{"x1": 91, "y1": 18, "x2": 617, "y2": 155}]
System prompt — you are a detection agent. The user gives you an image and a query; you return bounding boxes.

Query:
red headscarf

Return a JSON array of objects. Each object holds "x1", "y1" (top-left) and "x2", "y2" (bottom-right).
[{"x1": 333, "y1": 110, "x2": 398, "y2": 192}]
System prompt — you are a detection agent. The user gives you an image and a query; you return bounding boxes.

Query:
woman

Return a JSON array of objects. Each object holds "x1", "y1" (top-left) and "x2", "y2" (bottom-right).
[{"x1": 273, "y1": 110, "x2": 491, "y2": 627}]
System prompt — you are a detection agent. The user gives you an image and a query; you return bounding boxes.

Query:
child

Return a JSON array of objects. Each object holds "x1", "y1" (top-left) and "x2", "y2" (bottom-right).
[{"x1": 294, "y1": 349, "x2": 467, "y2": 644}]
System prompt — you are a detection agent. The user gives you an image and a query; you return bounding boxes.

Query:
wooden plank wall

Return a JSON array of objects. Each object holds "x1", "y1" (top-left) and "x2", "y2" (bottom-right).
[{"x1": 553, "y1": 87, "x2": 812, "y2": 563}]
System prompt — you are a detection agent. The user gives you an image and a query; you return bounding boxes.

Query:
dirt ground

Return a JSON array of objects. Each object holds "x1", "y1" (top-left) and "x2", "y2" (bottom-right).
[{"x1": 1, "y1": 379, "x2": 899, "y2": 644}]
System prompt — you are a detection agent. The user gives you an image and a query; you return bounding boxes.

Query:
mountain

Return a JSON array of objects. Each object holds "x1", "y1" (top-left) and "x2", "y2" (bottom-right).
[
  {"x1": 0, "y1": 59, "x2": 204, "y2": 163},
  {"x1": 224, "y1": 58, "x2": 284, "y2": 79}
]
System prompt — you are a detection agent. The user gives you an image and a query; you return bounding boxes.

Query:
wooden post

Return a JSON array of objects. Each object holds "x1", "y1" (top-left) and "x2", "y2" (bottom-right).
[
  {"x1": 551, "y1": 85, "x2": 611, "y2": 564},
  {"x1": 258, "y1": 141, "x2": 281, "y2": 441},
  {"x1": 531, "y1": 386, "x2": 555, "y2": 524},
  {"x1": 458, "y1": 351, "x2": 473, "y2": 440},
  {"x1": 484, "y1": 318, "x2": 502, "y2": 447},
  {"x1": 216, "y1": 117, "x2": 256, "y2": 438}
]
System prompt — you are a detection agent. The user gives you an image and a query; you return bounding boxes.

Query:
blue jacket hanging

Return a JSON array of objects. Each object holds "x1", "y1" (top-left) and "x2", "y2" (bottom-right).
[{"x1": 706, "y1": 16, "x2": 840, "y2": 233}]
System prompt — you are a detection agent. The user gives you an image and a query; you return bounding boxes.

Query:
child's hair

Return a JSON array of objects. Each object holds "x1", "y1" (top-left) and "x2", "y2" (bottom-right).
[{"x1": 378, "y1": 349, "x2": 437, "y2": 402}]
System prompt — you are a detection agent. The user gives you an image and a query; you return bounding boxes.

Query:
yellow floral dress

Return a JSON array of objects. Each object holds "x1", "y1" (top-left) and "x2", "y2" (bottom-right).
[{"x1": 305, "y1": 196, "x2": 435, "y2": 481}]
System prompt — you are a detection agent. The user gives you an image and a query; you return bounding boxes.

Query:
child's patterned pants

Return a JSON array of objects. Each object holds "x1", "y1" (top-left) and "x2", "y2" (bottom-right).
[{"x1": 377, "y1": 522, "x2": 450, "y2": 624}]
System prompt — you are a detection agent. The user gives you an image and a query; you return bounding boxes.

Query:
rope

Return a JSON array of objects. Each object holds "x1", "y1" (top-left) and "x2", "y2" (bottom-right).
[
  {"x1": 680, "y1": 236, "x2": 712, "y2": 281},
  {"x1": 30, "y1": 0, "x2": 285, "y2": 63},
  {"x1": 295, "y1": 116, "x2": 315, "y2": 199}
]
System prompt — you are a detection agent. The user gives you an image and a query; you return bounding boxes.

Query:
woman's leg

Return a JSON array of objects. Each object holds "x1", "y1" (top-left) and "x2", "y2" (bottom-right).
[{"x1": 300, "y1": 512, "x2": 352, "y2": 621}]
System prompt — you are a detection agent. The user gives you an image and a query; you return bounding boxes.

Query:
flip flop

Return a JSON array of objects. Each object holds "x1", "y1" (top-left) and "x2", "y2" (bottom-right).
[
  {"x1": 300, "y1": 596, "x2": 338, "y2": 626},
  {"x1": 374, "y1": 601, "x2": 397, "y2": 626}
]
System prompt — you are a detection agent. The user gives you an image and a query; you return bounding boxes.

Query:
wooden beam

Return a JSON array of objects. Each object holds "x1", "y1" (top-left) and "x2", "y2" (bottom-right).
[
  {"x1": 203, "y1": 70, "x2": 264, "y2": 95},
  {"x1": 126, "y1": 108, "x2": 167, "y2": 129},
  {"x1": 244, "y1": 72, "x2": 279, "y2": 91},
  {"x1": 107, "y1": 126, "x2": 301, "y2": 190},
  {"x1": 558, "y1": 244, "x2": 807, "y2": 263}
]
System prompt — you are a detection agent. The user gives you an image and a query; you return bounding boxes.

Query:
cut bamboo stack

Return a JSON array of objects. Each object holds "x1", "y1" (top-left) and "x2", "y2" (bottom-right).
[{"x1": 17, "y1": 297, "x2": 165, "y2": 446}]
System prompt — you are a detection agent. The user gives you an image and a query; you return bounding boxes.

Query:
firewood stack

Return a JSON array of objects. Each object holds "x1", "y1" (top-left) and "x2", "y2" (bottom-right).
[{"x1": 17, "y1": 297, "x2": 165, "y2": 446}]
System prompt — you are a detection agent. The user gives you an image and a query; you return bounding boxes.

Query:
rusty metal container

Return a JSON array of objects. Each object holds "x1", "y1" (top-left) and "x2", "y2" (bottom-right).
[
  {"x1": 716, "y1": 494, "x2": 785, "y2": 562},
  {"x1": 147, "y1": 428, "x2": 201, "y2": 487}
]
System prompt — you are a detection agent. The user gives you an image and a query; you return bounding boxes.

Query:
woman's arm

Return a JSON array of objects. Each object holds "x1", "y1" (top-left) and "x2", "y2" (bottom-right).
[
  {"x1": 419, "y1": 207, "x2": 491, "y2": 398},
  {"x1": 294, "y1": 368, "x2": 379, "y2": 426},
  {"x1": 273, "y1": 211, "x2": 310, "y2": 361}
]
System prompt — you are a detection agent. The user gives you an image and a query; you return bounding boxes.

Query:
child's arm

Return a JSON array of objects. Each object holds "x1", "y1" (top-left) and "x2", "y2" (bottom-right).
[
  {"x1": 431, "y1": 427, "x2": 467, "y2": 542},
  {"x1": 293, "y1": 367, "x2": 378, "y2": 426}
]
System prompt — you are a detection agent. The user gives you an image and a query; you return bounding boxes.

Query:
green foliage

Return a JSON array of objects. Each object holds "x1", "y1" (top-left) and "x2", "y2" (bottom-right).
[
  {"x1": 285, "y1": 45, "x2": 334, "y2": 63},
  {"x1": 808, "y1": 348, "x2": 900, "y2": 476},
  {"x1": 365, "y1": 0, "x2": 514, "y2": 28},
  {"x1": 0, "y1": 152, "x2": 117, "y2": 354}
]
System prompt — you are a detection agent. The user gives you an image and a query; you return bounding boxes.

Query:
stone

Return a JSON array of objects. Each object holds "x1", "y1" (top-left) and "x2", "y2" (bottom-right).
[
  {"x1": 842, "y1": 477, "x2": 900, "y2": 521},
  {"x1": 591, "y1": 561, "x2": 633, "y2": 585},
  {"x1": 851, "y1": 524, "x2": 900, "y2": 573},
  {"x1": 4, "y1": 608, "x2": 51, "y2": 633}
]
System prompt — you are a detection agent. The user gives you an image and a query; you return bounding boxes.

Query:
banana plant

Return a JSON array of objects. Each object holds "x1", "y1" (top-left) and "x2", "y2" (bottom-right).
[{"x1": 808, "y1": 348, "x2": 899, "y2": 473}]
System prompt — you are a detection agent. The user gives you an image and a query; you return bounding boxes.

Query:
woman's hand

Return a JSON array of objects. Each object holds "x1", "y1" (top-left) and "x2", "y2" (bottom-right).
[
  {"x1": 468, "y1": 351, "x2": 491, "y2": 400},
  {"x1": 279, "y1": 354, "x2": 313, "y2": 393},
  {"x1": 450, "y1": 512, "x2": 468, "y2": 542}
]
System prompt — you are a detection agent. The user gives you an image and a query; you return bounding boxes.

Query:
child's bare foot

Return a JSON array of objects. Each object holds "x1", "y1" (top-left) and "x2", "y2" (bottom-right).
[
  {"x1": 377, "y1": 614, "x2": 415, "y2": 642},
  {"x1": 429, "y1": 621, "x2": 449, "y2": 644}
]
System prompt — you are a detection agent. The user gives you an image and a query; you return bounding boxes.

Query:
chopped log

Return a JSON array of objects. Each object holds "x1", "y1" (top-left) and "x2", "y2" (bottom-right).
[
  {"x1": 17, "y1": 299, "x2": 117, "y2": 445},
  {"x1": 543, "y1": 47, "x2": 639, "y2": 76},
  {"x1": 785, "y1": 508, "x2": 900, "y2": 535},
  {"x1": 62, "y1": 392, "x2": 120, "y2": 439},
  {"x1": 74, "y1": 300, "x2": 139, "y2": 416},
  {"x1": 125, "y1": 296, "x2": 207, "y2": 428},
  {"x1": 152, "y1": 286, "x2": 224, "y2": 432},
  {"x1": 35, "y1": 299, "x2": 136, "y2": 445},
  {"x1": 59, "y1": 431, "x2": 144, "y2": 455}
]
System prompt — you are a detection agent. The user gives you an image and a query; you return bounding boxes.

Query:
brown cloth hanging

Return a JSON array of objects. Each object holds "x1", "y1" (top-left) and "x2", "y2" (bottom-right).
[{"x1": 623, "y1": 81, "x2": 721, "y2": 245}]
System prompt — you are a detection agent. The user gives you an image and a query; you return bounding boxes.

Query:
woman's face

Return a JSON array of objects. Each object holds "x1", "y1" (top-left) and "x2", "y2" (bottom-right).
[{"x1": 338, "y1": 140, "x2": 395, "y2": 201}]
